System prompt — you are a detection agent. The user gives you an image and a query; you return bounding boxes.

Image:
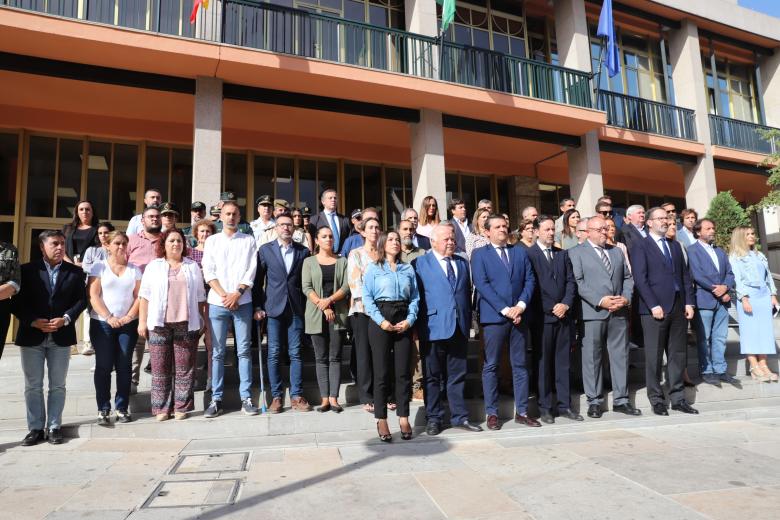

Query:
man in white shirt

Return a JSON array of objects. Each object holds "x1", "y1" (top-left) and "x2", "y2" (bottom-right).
[
  {"x1": 309, "y1": 189, "x2": 350, "y2": 254},
  {"x1": 201, "y1": 201, "x2": 259, "y2": 418},
  {"x1": 126, "y1": 188, "x2": 162, "y2": 236},
  {"x1": 250, "y1": 195, "x2": 276, "y2": 248},
  {"x1": 448, "y1": 198, "x2": 470, "y2": 254}
]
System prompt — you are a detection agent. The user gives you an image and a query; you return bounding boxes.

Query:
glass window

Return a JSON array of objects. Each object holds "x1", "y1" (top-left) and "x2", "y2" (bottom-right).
[
  {"x1": 363, "y1": 165, "x2": 382, "y2": 220},
  {"x1": 445, "y1": 173, "x2": 459, "y2": 207},
  {"x1": 275, "y1": 158, "x2": 295, "y2": 205},
  {"x1": 86, "y1": 141, "x2": 111, "y2": 221},
  {"x1": 475, "y1": 176, "x2": 492, "y2": 209},
  {"x1": 170, "y1": 149, "x2": 192, "y2": 216},
  {"x1": 460, "y1": 175, "x2": 475, "y2": 214},
  {"x1": 145, "y1": 146, "x2": 170, "y2": 202},
  {"x1": 384, "y1": 167, "x2": 405, "y2": 230},
  {"x1": 253, "y1": 155, "x2": 275, "y2": 207},
  {"x1": 0, "y1": 222, "x2": 12, "y2": 244},
  {"x1": 344, "y1": 163, "x2": 362, "y2": 215},
  {"x1": 0, "y1": 133, "x2": 18, "y2": 216},
  {"x1": 497, "y1": 177, "x2": 509, "y2": 214},
  {"x1": 112, "y1": 144, "x2": 138, "y2": 221},
  {"x1": 318, "y1": 161, "x2": 338, "y2": 207},
  {"x1": 298, "y1": 159, "x2": 317, "y2": 211},
  {"x1": 223, "y1": 153, "x2": 248, "y2": 213},
  {"x1": 20, "y1": 142, "x2": 47, "y2": 220},
  {"x1": 56, "y1": 139, "x2": 83, "y2": 219}
]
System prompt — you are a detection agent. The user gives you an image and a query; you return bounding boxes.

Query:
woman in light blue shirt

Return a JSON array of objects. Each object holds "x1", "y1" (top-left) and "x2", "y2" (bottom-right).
[
  {"x1": 730, "y1": 226, "x2": 778, "y2": 382},
  {"x1": 363, "y1": 230, "x2": 420, "y2": 441}
]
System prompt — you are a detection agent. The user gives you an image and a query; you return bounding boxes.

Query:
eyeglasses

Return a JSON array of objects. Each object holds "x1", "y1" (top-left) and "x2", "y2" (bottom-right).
[
  {"x1": 598, "y1": 210, "x2": 612, "y2": 216},
  {"x1": 588, "y1": 226, "x2": 609, "y2": 232}
]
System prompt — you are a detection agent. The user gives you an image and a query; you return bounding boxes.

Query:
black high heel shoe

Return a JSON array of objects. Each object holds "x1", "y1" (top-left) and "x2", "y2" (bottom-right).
[
  {"x1": 399, "y1": 419, "x2": 413, "y2": 441},
  {"x1": 377, "y1": 420, "x2": 392, "y2": 442}
]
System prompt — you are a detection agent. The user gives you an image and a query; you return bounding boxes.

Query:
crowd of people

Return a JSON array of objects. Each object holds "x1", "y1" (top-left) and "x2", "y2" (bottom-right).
[{"x1": 0, "y1": 187, "x2": 778, "y2": 446}]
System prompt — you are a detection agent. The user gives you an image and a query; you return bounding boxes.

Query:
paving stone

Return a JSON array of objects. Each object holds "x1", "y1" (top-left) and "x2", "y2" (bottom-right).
[
  {"x1": 453, "y1": 444, "x2": 586, "y2": 486},
  {"x1": 336, "y1": 442, "x2": 465, "y2": 476},
  {"x1": 46, "y1": 510, "x2": 132, "y2": 520},
  {"x1": 670, "y1": 485, "x2": 780, "y2": 519},
  {"x1": 0, "y1": 451, "x2": 123, "y2": 487},
  {"x1": 80, "y1": 438, "x2": 188, "y2": 453},
  {"x1": 737, "y1": 440, "x2": 780, "y2": 460},
  {"x1": 414, "y1": 469, "x2": 526, "y2": 519},
  {"x1": 632, "y1": 420, "x2": 780, "y2": 448},
  {"x1": 58, "y1": 475, "x2": 158, "y2": 511},
  {"x1": 0, "y1": 485, "x2": 82, "y2": 520},
  {"x1": 183, "y1": 432, "x2": 317, "y2": 453}
]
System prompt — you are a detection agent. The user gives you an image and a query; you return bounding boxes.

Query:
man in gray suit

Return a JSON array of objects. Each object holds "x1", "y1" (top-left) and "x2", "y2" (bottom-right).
[{"x1": 569, "y1": 216, "x2": 641, "y2": 419}]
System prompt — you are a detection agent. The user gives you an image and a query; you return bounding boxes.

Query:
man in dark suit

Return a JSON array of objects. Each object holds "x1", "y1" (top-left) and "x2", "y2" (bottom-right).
[
  {"x1": 526, "y1": 216, "x2": 581, "y2": 423},
  {"x1": 687, "y1": 218, "x2": 738, "y2": 387},
  {"x1": 630, "y1": 207, "x2": 697, "y2": 416},
  {"x1": 254, "y1": 212, "x2": 311, "y2": 413},
  {"x1": 621, "y1": 204, "x2": 647, "y2": 250},
  {"x1": 414, "y1": 223, "x2": 482, "y2": 435},
  {"x1": 401, "y1": 208, "x2": 431, "y2": 250},
  {"x1": 472, "y1": 214, "x2": 537, "y2": 429},
  {"x1": 13, "y1": 230, "x2": 86, "y2": 446},
  {"x1": 449, "y1": 198, "x2": 470, "y2": 254},
  {"x1": 308, "y1": 188, "x2": 351, "y2": 254}
]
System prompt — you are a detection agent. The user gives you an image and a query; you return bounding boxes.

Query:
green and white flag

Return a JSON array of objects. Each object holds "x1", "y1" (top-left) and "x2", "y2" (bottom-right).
[{"x1": 436, "y1": 0, "x2": 455, "y2": 33}]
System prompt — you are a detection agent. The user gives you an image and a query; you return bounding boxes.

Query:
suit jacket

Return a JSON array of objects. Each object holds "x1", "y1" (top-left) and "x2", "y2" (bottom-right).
[
  {"x1": 414, "y1": 234, "x2": 431, "y2": 251},
  {"x1": 450, "y1": 218, "x2": 469, "y2": 254},
  {"x1": 568, "y1": 242, "x2": 634, "y2": 320},
  {"x1": 413, "y1": 252, "x2": 472, "y2": 342},
  {"x1": 526, "y1": 244, "x2": 576, "y2": 324},
  {"x1": 13, "y1": 259, "x2": 87, "y2": 347},
  {"x1": 471, "y1": 243, "x2": 535, "y2": 325},
  {"x1": 621, "y1": 224, "x2": 646, "y2": 251},
  {"x1": 253, "y1": 241, "x2": 309, "y2": 318},
  {"x1": 629, "y1": 233, "x2": 694, "y2": 315},
  {"x1": 687, "y1": 241, "x2": 735, "y2": 310},
  {"x1": 309, "y1": 211, "x2": 351, "y2": 254}
]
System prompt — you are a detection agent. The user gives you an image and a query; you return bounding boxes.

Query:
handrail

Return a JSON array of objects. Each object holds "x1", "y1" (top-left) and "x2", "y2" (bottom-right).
[
  {"x1": 709, "y1": 114, "x2": 778, "y2": 155},
  {"x1": 597, "y1": 89, "x2": 697, "y2": 140}
]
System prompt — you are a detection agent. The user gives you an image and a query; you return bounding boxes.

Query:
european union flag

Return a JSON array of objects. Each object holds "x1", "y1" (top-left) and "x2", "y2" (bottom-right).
[{"x1": 597, "y1": 0, "x2": 621, "y2": 78}]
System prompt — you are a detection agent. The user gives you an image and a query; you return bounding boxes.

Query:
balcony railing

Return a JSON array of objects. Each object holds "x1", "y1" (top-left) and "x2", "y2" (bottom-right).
[
  {"x1": 597, "y1": 90, "x2": 696, "y2": 141},
  {"x1": 709, "y1": 114, "x2": 778, "y2": 155},
  {"x1": 3, "y1": 0, "x2": 594, "y2": 109}
]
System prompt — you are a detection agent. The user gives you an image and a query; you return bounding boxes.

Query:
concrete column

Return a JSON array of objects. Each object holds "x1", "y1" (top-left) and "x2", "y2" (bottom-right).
[
  {"x1": 405, "y1": 0, "x2": 439, "y2": 78},
  {"x1": 192, "y1": 76, "x2": 223, "y2": 207},
  {"x1": 554, "y1": 0, "x2": 604, "y2": 215},
  {"x1": 668, "y1": 19, "x2": 718, "y2": 212},
  {"x1": 508, "y1": 176, "x2": 540, "y2": 226},
  {"x1": 410, "y1": 109, "x2": 447, "y2": 222},
  {"x1": 758, "y1": 48, "x2": 780, "y2": 127}
]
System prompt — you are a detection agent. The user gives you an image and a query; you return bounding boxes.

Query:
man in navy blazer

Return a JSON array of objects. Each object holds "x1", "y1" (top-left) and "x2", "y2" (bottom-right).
[
  {"x1": 413, "y1": 223, "x2": 482, "y2": 435},
  {"x1": 526, "y1": 216, "x2": 581, "y2": 424},
  {"x1": 13, "y1": 230, "x2": 86, "y2": 446},
  {"x1": 254, "y1": 212, "x2": 311, "y2": 413},
  {"x1": 630, "y1": 207, "x2": 696, "y2": 416},
  {"x1": 687, "y1": 219, "x2": 738, "y2": 387},
  {"x1": 472, "y1": 214, "x2": 537, "y2": 429}
]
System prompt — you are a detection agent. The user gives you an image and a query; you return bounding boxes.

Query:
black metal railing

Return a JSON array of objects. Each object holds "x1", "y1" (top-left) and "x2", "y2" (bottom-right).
[
  {"x1": 709, "y1": 114, "x2": 778, "y2": 155},
  {"x1": 3, "y1": 0, "x2": 594, "y2": 109},
  {"x1": 597, "y1": 90, "x2": 696, "y2": 140}
]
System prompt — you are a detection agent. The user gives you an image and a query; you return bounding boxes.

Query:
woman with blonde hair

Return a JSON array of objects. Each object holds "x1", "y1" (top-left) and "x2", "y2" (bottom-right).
[
  {"x1": 465, "y1": 207, "x2": 490, "y2": 259},
  {"x1": 730, "y1": 226, "x2": 778, "y2": 382},
  {"x1": 416, "y1": 196, "x2": 441, "y2": 238}
]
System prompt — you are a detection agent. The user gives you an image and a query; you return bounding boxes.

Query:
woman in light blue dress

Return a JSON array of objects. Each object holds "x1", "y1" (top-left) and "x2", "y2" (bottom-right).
[{"x1": 729, "y1": 226, "x2": 778, "y2": 382}]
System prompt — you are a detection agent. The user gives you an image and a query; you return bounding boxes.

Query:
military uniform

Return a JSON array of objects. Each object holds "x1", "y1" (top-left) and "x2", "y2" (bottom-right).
[{"x1": 0, "y1": 242, "x2": 21, "y2": 358}]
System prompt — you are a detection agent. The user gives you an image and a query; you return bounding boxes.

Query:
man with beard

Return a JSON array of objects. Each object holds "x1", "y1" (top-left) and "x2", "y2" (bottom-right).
[{"x1": 399, "y1": 219, "x2": 426, "y2": 263}]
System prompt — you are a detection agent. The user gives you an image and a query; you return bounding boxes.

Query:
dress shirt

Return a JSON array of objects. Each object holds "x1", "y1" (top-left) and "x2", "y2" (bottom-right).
[
  {"x1": 536, "y1": 240, "x2": 554, "y2": 261},
  {"x1": 362, "y1": 261, "x2": 419, "y2": 326},
  {"x1": 412, "y1": 235, "x2": 419, "y2": 248},
  {"x1": 325, "y1": 210, "x2": 341, "y2": 234},
  {"x1": 126, "y1": 214, "x2": 142, "y2": 236},
  {"x1": 698, "y1": 240, "x2": 720, "y2": 271},
  {"x1": 649, "y1": 232, "x2": 669, "y2": 258},
  {"x1": 489, "y1": 242, "x2": 526, "y2": 314},
  {"x1": 201, "y1": 231, "x2": 257, "y2": 307},
  {"x1": 431, "y1": 250, "x2": 458, "y2": 279},
  {"x1": 340, "y1": 234, "x2": 364, "y2": 259},
  {"x1": 454, "y1": 218, "x2": 471, "y2": 239},
  {"x1": 44, "y1": 261, "x2": 62, "y2": 291},
  {"x1": 127, "y1": 232, "x2": 161, "y2": 273},
  {"x1": 278, "y1": 239, "x2": 294, "y2": 273},
  {"x1": 634, "y1": 224, "x2": 647, "y2": 238},
  {"x1": 682, "y1": 227, "x2": 696, "y2": 244}
]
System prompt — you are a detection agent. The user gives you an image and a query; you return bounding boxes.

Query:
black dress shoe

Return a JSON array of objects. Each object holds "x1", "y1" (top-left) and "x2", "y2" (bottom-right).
[
  {"x1": 514, "y1": 414, "x2": 542, "y2": 427},
  {"x1": 48, "y1": 428, "x2": 64, "y2": 444},
  {"x1": 702, "y1": 374, "x2": 722, "y2": 387},
  {"x1": 613, "y1": 403, "x2": 642, "y2": 416},
  {"x1": 454, "y1": 421, "x2": 483, "y2": 432},
  {"x1": 486, "y1": 415, "x2": 501, "y2": 430},
  {"x1": 671, "y1": 401, "x2": 699, "y2": 414},
  {"x1": 540, "y1": 410, "x2": 555, "y2": 424},
  {"x1": 560, "y1": 409, "x2": 584, "y2": 421},
  {"x1": 426, "y1": 421, "x2": 441, "y2": 436},
  {"x1": 587, "y1": 405, "x2": 603, "y2": 418},
  {"x1": 652, "y1": 403, "x2": 669, "y2": 416},
  {"x1": 719, "y1": 373, "x2": 741, "y2": 386},
  {"x1": 22, "y1": 429, "x2": 44, "y2": 447}
]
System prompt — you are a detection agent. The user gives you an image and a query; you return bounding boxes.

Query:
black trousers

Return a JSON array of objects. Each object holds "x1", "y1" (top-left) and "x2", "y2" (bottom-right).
[
  {"x1": 536, "y1": 318, "x2": 573, "y2": 412},
  {"x1": 0, "y1": 299, "x2": 10, "y2": 360},
  {"x1": 350, "y1": 313, "x2": 373, "y2": 405},
  {"x1": 310, "y1": 321, "x2": 343, "y2": 398},
  {"x1": 368, "y1": 319, "x2": 412, "y2": 419},
  {"x1": 642, "y1": 293, "x2": 687, "y2": 405}
]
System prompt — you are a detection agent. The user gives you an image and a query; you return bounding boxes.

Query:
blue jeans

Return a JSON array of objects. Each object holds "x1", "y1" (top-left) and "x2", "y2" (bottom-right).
[
  {"x1": 91, "y1": 319, "x2": 138, "y2": 413},
  {"x1": 20, "y1": 336, "x2": 71, "y2": 430},
  {"x1": 694, "y1": 305, "x2": 729, "y2": 375},
  {"x1": 266, "y1": 307, "x2": 304, "y2": 398},
  {"x1": 209, "y1": 303, "x2": 253, "y2": 401}
]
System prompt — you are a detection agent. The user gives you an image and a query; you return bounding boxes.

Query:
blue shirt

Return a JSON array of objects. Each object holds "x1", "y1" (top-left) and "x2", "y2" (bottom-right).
[
  {"x1": 362, "y1": 261, "x2": 420, "y2": 327},
  {"x1": 44, "y1": 260, "x2": 63, "y2": 290},
  {"x1": 340, "y1": 234, "x2": 364, "y2": 259}
]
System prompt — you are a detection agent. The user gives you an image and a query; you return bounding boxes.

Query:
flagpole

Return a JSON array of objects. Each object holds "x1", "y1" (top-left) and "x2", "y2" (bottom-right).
[{"x1": 592, "y1": 35, "x2": 606, "y2": 108}]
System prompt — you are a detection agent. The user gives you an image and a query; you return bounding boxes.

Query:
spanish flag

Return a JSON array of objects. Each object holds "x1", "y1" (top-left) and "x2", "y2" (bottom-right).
[{"x1": 189, "y1": 0, "x2": 209, "y2": 24}]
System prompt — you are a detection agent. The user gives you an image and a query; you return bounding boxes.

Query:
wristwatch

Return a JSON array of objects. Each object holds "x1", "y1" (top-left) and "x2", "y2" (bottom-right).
[
  {"x1": 237, "y1": 287, "x2": 246, "y2": 295},
  {"x1": 62, "y1": 315, "x2": 71, "y2": 326}
]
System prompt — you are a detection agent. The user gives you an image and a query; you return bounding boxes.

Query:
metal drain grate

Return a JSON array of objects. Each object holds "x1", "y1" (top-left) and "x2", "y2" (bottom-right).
[
  {"x1": 170, "y1": 452, "x2": 250, "y2": 474},
  {"x1": 142, "y1": 479, "x2": 241, "y2": 508}
]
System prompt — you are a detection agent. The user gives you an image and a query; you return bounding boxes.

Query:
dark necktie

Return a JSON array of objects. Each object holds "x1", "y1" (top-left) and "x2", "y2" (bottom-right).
[
  {"x1": 444, "y1": 257, "x2": 456, "y2": 290},
  {"x1": 329, "y1": 213, "x2": 340, "y2": 252},
  {"x1": 661, "y1": 238, "x2": 673, "y2": 268},
  {"x1": 596, "y1": 246, "x2": 612, "y2": 273},
  {"x1": 499, "y1": 247, "x2": 510, "y2": 272},
  {"x1": 545, "y1": 248, "x2": 553, "y2": 264}
]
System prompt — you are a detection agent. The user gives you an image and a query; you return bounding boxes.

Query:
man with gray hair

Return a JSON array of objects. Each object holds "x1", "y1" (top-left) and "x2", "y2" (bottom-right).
[
  {"x1": 477, "y1": 199, "x2": 493, "y2": 213},
  {"x1": 575, "y1": 217, "x2": 589, "y2": 244},
  {"x1": 401, "y1": 208, "x2": 431, "y2": 250},
  {"x1": 622, "y1": 205, "x2": 647, "y2": 250},
  {"x1": 521, "y1": 206, "x2": 539, "y2": 222}
]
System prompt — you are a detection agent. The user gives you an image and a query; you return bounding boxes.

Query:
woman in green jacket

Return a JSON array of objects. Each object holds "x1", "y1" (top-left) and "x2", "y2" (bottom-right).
[{"x1": 302, "y1": 226, "x2": 351, "y2": 412}]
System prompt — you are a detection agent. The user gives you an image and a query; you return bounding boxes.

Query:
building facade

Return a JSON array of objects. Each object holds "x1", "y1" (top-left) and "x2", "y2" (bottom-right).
[{"x1": 1, "y1": 0, "x2": 779, "y2": 264}]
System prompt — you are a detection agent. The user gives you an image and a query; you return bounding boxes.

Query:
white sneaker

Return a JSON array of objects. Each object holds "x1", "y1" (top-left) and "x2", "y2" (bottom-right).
[{"x1": 80, "y1": 342, "x2": 95, "y2": 356}]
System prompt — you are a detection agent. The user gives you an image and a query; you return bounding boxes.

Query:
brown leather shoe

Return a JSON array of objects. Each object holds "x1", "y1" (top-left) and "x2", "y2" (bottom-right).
[
  {"x1": 486, "y1": 414, "x2": 501, "y2": 430},
  {"x1": 291, "y1": 396, "x2": 313, "y2": 412},
  {"x1": 270, "y1": 397, "x2": 284, "y2": 414},
  {"x1": 514, "y1": 413, "x2": 542, "y2": 427}
]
